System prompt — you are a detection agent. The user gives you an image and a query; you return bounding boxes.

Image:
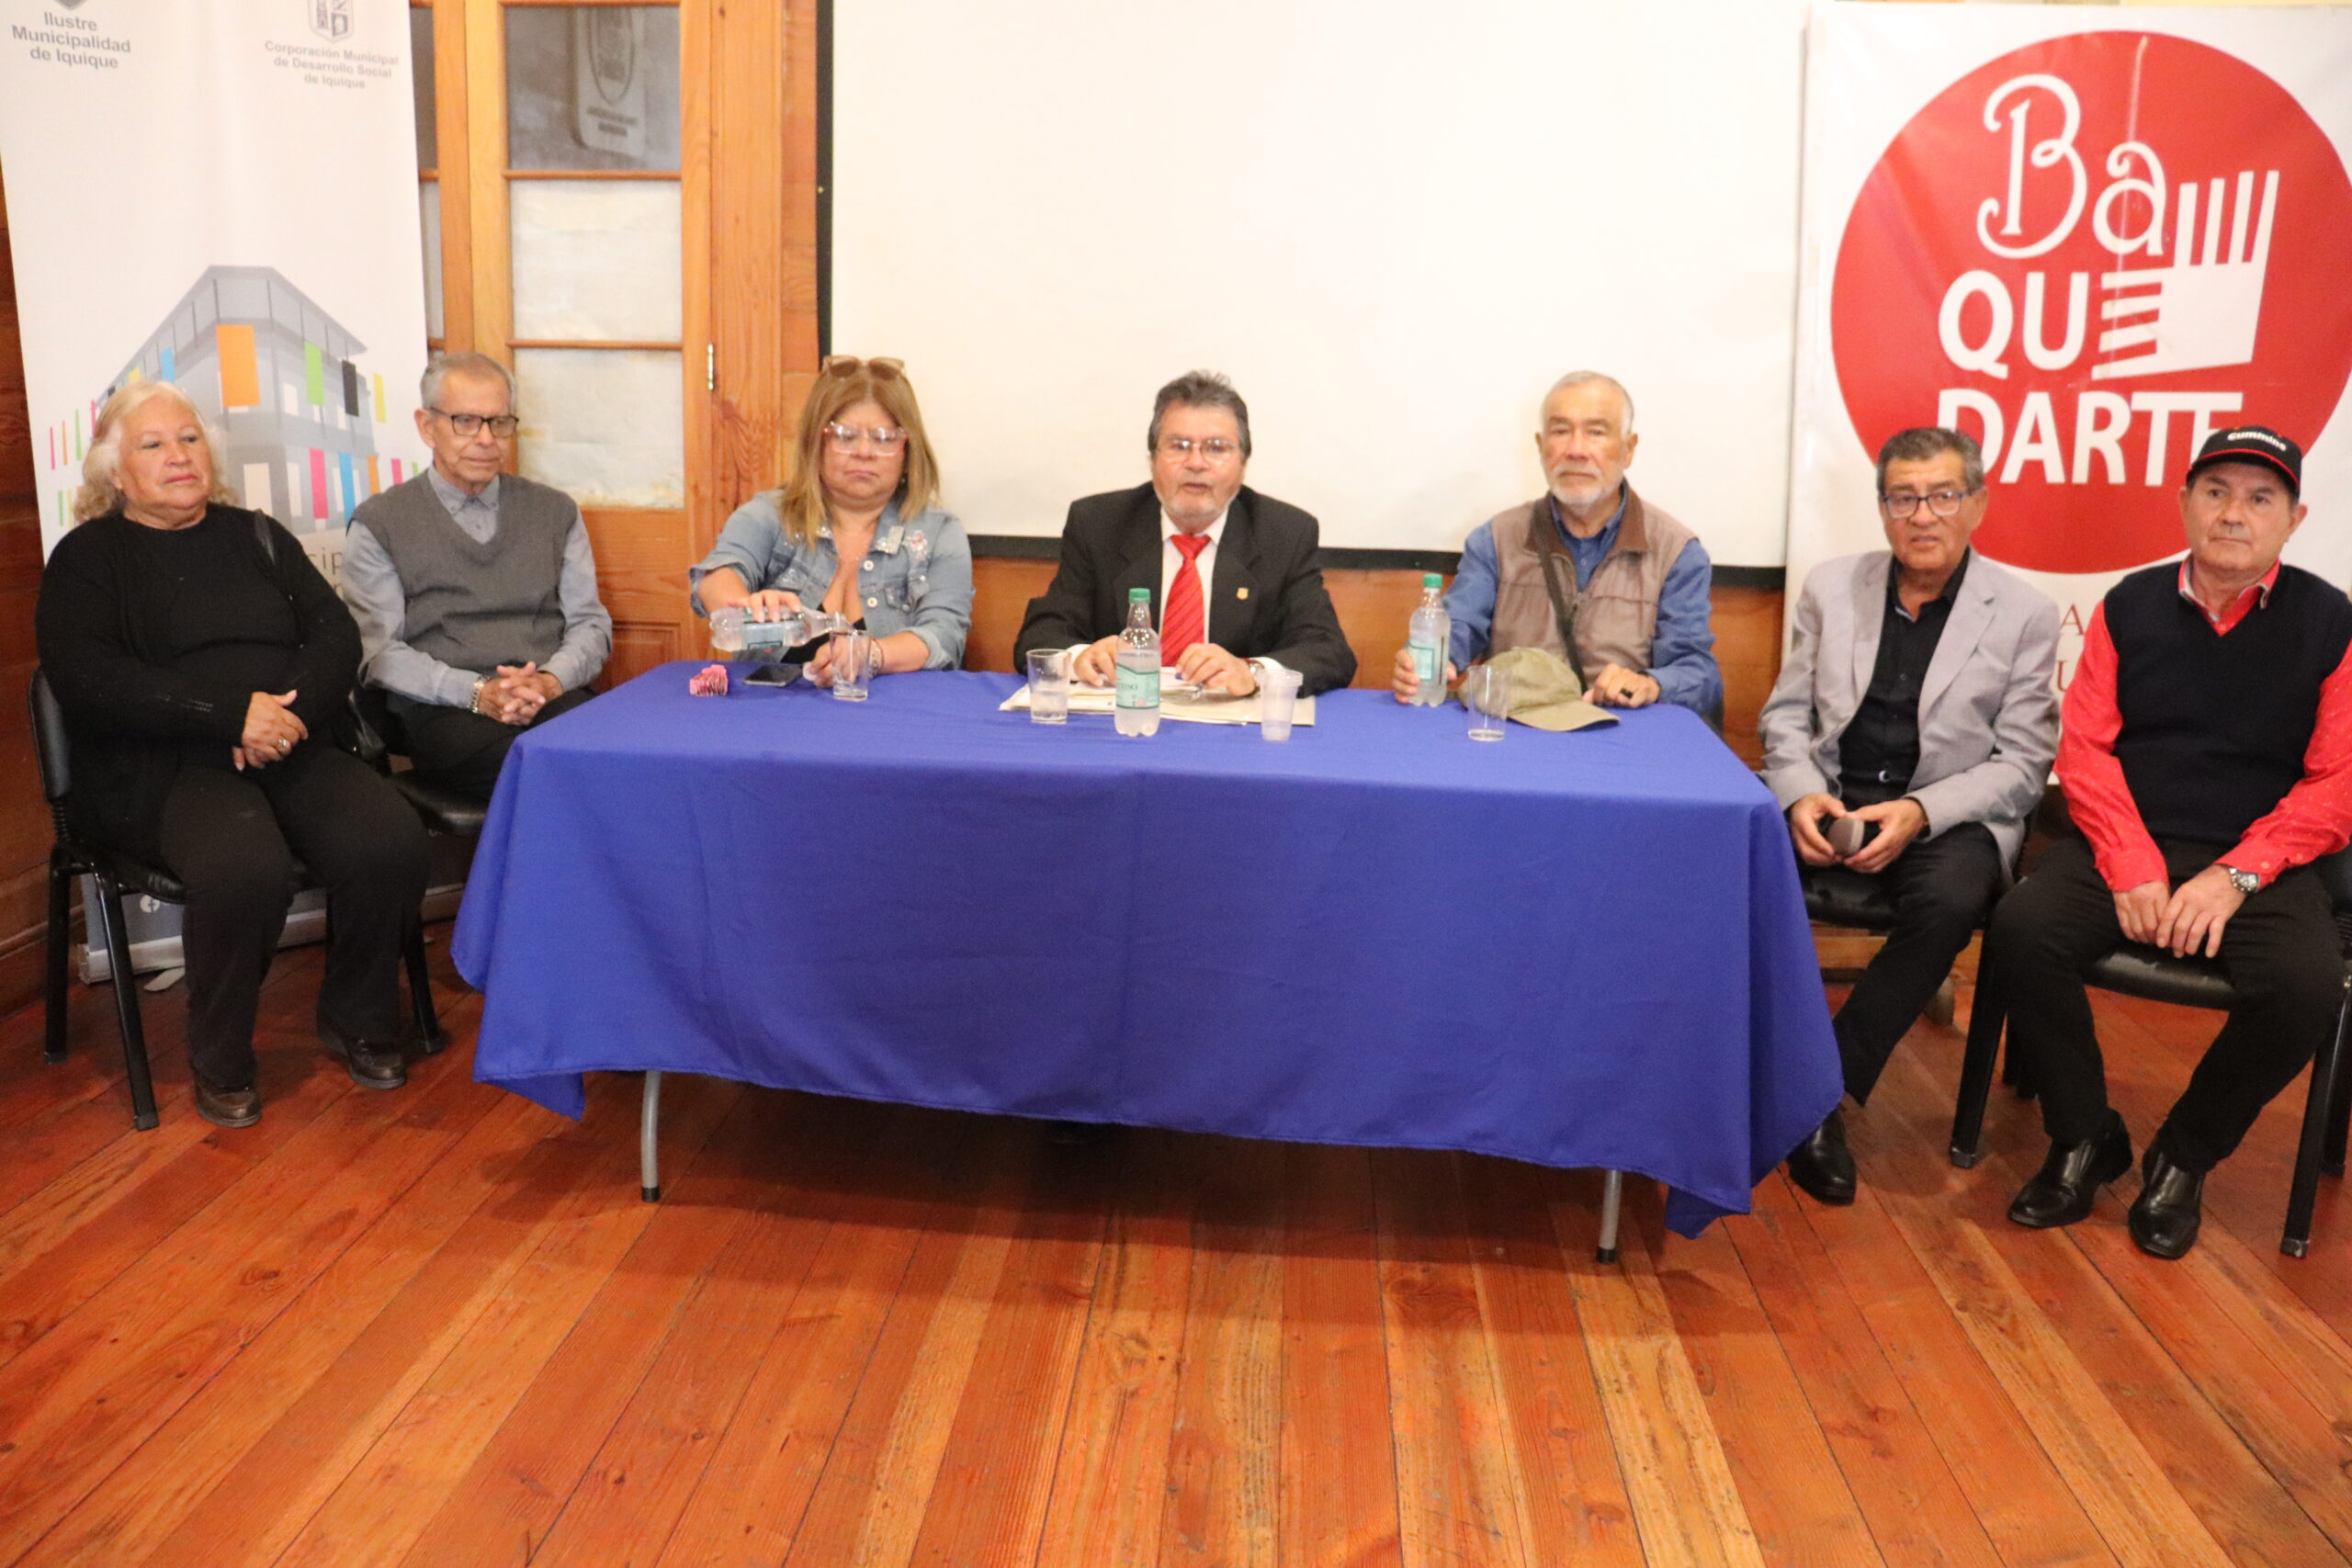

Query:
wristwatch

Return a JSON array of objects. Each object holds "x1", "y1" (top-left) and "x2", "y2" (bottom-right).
[{"x1": 2221, "y1": 864, "x2": 2262, "y2": 896}]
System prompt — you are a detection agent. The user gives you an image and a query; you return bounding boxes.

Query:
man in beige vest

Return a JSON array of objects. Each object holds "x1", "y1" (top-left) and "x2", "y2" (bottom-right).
[{"x1": 1392, "y1": 372, "x2": 1721, "y2": 718}]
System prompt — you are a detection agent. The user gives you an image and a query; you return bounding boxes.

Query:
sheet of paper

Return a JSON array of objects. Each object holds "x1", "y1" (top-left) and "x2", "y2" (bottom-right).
[{"x1": 1000, "y1": 670, "x2": 1316, "y2": 727}]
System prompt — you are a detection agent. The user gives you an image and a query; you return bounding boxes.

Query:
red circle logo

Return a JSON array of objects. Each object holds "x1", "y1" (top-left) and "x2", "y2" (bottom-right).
[{"x1": 1833, "y1": 33, "x2": 2352, "y2": 575}]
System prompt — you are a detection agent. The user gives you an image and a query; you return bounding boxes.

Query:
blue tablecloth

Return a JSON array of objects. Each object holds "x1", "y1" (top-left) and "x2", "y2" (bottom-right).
[{"x1": 453, "y1": 663, "x2": 1838, "y2": 1235}]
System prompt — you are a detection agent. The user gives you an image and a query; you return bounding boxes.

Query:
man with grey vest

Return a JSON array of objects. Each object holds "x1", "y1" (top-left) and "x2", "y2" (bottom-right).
[
  {"x1": 1390, "y1": 371, "x2": 1721, "y2": 718},
  {"x1": 344, "y1": 352, "x2": 611, "y2": 799}
]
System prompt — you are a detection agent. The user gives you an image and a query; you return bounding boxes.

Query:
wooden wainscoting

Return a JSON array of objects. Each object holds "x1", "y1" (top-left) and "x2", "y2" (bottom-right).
[
  {"x1": 0, "y1": 174, "x2": 60, "y2": 1019},
  {"x1": 967, "y1": 554, "x2": 1785, "y2": 765}
]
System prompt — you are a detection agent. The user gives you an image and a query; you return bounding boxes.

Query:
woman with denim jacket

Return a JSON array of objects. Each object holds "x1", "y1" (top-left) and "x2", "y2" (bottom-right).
[{"x1": 690, "y1": 356, "x2": 974, "y2": 681}]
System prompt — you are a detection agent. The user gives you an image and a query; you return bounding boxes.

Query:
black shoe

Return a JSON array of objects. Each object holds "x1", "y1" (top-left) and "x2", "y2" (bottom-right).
[
  {"x1": 2127, "y1": 1145, "x2": 2204, "y2": 1259},
  {"x1": 321, "y1": 1023, "x2": 407, "y2": 1090},
  {"x1": 193, "y1": 1077, "x2": 261, "y2": 1128},
  {"x1": 2008, "y1": 1114, "x2": 2132, "y2": 1228},
  {"x1": 1044, "y1": 1119, "x2": 1117, "y2": 1147},
  {"x1": 1786, "y1": 1109, "x2": 1857, "y2": 1205}
]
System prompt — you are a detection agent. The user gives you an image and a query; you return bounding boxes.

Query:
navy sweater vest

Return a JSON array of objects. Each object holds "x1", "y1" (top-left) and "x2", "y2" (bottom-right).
[{"x1": 2108, "y1": 562, "x2": 2352, "y2": 848}]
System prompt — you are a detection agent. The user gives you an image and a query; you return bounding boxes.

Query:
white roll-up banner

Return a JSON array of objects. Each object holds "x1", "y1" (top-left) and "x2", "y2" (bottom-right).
[
  {"x1": 1, "y1": 0, "x2": 434, "y2": 976},
  {"x1": 0, "y1": 0, "x2": 431, "y2": 581},
  {"x1": 1789, "y1": 4, "x2": 2352, "y2": 684}
]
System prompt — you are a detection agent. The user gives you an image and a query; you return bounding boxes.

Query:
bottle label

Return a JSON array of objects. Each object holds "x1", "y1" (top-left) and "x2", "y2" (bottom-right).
[
  {"x1": 1409, "y1": 640, "x2": 1441, "y2": 682},
  {"x1": 1115, "y1": 664, "x2": 1159, "y2": 709}
]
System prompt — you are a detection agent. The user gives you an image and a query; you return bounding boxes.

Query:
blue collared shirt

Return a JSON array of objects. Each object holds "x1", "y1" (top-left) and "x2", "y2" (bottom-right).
[
  {"x1": 689, "y1": 493, "x2": 976, "y2": 670},
  {"x1": 1442, "y1": 491, "x2": 1722, "y2": 716}
]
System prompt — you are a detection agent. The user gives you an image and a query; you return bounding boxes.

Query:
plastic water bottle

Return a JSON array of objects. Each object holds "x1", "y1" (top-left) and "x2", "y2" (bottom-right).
[
  {"x1": 709, "y1": 604, "x2": 854, "y2": 657},
  {"x1": 1407, "y1": 572, "x2": 1450, "y2": 705},
  {"x1": 1115, "y1": 586, "x2": 1160, "y2": 737}
]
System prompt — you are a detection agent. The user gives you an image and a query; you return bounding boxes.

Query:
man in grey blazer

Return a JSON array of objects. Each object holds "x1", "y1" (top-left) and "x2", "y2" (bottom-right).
[{"x1": 1761, "y1": 427, "x2": 2062, "y2": 1204}]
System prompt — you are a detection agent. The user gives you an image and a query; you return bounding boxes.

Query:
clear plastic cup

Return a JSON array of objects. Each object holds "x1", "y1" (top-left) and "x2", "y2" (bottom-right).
[
  {"x1": 831, "y1": 629, "x2": 873, "y2": 701},
  {"x1": 1260, "y1": 667, "x2": 1302, "y2": 740},
  {"x1": 1464, "y1": 663, "x2": 1509, "y2": 741},
  {"x1": 1027, "y1": 648, "x2": 1069, "y2": 724}
]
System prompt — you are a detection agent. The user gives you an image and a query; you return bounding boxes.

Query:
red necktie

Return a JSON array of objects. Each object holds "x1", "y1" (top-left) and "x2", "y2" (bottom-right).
[{"x1": 1162, "y1": 533, "x2": 1211, "y2": 665}]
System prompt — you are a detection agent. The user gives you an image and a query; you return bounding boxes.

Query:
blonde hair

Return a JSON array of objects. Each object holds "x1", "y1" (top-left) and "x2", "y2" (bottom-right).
[
  {"x1": 772, "y1": 357, "x2": 941, "y2": 547},
  {"x1": 74, "y1": 380, "x2": 240, "y2": 523}
]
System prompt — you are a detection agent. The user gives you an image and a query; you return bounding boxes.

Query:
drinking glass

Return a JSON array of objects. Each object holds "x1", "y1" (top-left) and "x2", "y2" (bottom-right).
[
  {"x1": 831, "y1": 629, "x2": 873, "y2": 701},
  {"x1": 1464, "y1": 664, "x2": 1510, "y2": 741},
  {"x1": 1259, "y1": 667, "x2": 1302, "y2": 740},
  {"x1": 1027, "y1": 648, "x2": 1069, "y2": 724}
]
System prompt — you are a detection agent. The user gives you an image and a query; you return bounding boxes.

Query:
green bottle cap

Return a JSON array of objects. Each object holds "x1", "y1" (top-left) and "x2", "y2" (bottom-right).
[
  {"x1": 1129, "y1": 586, "x2": 1151, "y2": 601},
  {"x1": 1423, "y1": 572, "x2": 1442, "y2": 589}
]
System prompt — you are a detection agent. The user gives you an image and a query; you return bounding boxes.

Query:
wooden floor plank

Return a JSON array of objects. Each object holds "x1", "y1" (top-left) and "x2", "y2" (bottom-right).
[
  {"x1": 0, "y1": 1062, "x2": 352, "y2": 1369},
  {"x1": 1371, "y1": 1147, "x2": 1528, "y2": 1568},
  {"x1": 900, "y1": 1137, "x2": 1115, "y2": 1568},
  {"x1": 1550, "y1": 1176, "x2": 1768, "y2": 1568},
  {"x1": 1157, "y1": 1135, "x2": 1286, "y2": 1568},
  {"x1": 119, "y1": 1088, "x2": 621, "y2": 1568},
  {"x1": 1278, "y1": 1142, "x2": 1403, "y2": 1568},
  {"x1": 0, "y1": 1052, "x2": 489, "y2": 1566},
  {"x1": 30, "y1": 1081, "x2": 528, "y2": 1568},
  {"x1": 389, "y1": 1082, "x2": 791, "y2": 1568},
  {"x1": 777, "y1": 1115, "x2": 1034, "y2": 1568},
  {"x1": 651, "y1": 1102, "x2": 964, "y2": 1568},
  {"x1": 0, "y1": 947, "x2": 2340, "y2": 1568},
  {"x1": 1032, "y1": 1129, "x2": 1195, "y2": 1568},
  {"x1": 1628, "y1": 1180, "x2": 1879, "y2": 1568},
  {"x1": 266, "y1": 1071, "x2": 742, "y2": 1568},
  {"x1": 1454, "y1": 1155, "x2": 1644, "y2": 1568},
  {"x1": 525, "y1": 1091, "x2": 877, "y2": 1568},
  {"x1": 1855, "y1": 1065, "x2": 2242, "y2": 1568},
  {"x1": 1727, "y1": 1174, "x2": 2006, "y2": 1568}
]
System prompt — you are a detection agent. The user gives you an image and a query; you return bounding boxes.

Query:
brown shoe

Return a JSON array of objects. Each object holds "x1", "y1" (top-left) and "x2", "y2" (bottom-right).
[
  {"x1": 321, "y1": 1023, "x2": 407, "y2": 1090},
  {"x1": 193, "y1": 1077, "x2": 262, "y2": 1128}
]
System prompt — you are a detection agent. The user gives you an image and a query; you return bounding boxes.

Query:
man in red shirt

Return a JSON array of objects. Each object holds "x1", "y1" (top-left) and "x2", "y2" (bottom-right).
[{"x1": 1989, "y1": 426, "x2": 2349, "y2": 1258}]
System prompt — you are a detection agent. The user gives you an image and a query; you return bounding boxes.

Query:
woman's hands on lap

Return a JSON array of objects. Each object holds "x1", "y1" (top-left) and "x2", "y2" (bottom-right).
[{"x1": 235, "y1": 690, "x2": 306, "y2": 771}]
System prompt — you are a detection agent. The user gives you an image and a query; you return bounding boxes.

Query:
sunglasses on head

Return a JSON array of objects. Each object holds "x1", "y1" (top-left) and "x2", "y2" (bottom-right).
[{"x1": 819, "y1": 355, "x2": 905, "y2": 380}]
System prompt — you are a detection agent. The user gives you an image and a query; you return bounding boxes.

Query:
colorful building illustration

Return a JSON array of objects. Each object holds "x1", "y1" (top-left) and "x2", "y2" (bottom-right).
[{"x1": 44, "y1": 264, "x2": 407, "y2": 545}]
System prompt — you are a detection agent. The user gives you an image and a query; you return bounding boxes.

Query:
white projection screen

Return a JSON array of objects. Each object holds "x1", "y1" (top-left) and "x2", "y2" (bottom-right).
[{"x1": 830, "y1": 0, "x2": 1810, "y2": 564}]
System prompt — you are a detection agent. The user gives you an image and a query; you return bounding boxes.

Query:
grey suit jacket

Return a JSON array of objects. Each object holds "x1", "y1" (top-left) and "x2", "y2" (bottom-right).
[{"x1": 1760, "y1": 550, "x2": 2061, "y2": 869}]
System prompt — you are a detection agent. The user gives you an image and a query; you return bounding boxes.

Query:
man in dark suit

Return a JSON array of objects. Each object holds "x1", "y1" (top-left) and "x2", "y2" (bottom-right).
[{"x1": 1015, "y1": 371, "x2": 1356, "y2": 695}]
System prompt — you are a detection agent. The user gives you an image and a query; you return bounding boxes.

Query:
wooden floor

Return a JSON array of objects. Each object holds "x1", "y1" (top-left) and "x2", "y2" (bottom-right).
[{"x1": 0, "y1": 931, "x2": 2346, "y2": 1568}]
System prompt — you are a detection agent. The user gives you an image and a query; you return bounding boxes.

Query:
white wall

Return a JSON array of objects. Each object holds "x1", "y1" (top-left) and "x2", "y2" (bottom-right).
[{"x1": 831, "y1": 0, "x2": 1811, "y2": 563}]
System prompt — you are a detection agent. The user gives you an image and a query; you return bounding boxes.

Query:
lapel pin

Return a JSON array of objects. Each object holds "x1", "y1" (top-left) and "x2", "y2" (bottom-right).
[{"x1": 1237, "y1": 587, "x2": 1250, "y2": 600}]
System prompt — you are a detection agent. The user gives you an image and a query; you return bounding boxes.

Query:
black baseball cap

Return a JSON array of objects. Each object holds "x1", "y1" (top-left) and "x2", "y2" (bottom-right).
[{"x1": 2186, "y1": 424, "x2": 2302, "y2": 497}]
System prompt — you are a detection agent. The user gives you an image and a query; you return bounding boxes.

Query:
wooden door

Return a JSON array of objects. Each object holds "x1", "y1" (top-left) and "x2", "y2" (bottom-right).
[{"x1": 413, "y1": 0, "x2": 815, "y2": 684}]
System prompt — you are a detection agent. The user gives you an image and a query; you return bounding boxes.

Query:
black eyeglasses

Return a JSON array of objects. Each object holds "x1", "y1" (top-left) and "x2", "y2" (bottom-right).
[
  {"x1": 1879, "y1": 487, "x2": 1978, "y2": 520},
  {"x1": 429, "y1": 408, "x2": 520, "y2": 439}
]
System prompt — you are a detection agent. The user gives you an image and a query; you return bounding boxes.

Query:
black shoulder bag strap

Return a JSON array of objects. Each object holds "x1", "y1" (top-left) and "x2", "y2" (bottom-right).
[{"x1": 252, "y1": 511, "x2": 379, "y2": 761}]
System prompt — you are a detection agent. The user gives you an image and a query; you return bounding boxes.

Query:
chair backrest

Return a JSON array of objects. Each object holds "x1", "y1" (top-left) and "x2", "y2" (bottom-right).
[
  {"x1": 28, "y1": 670, "x2": 72, "y2": 806},
  {"x1": 2312, "y1": 846, "x2": 2352, "y2": 921}
]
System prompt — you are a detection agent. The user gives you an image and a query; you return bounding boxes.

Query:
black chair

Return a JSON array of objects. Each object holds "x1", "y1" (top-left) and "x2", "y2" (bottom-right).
[
  {"x1": 1952, "y1": 845, "x2": 2352, "y2": 1258},
  {"x1": 32, "y1": 671, "x2": 446, "y2": 1130},
  {"x1": 346, "y1": 684, "x2": 490, "y2": 841}
]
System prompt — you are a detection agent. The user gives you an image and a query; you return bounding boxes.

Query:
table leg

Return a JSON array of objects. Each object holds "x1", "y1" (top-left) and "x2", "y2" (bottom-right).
[
  {"x1": 640, "y1": 1069, "x2": 662, "y2": 1201},
  {"x1": 1595, "y1": 1169, "x2": 1623, "y2": 1264}
]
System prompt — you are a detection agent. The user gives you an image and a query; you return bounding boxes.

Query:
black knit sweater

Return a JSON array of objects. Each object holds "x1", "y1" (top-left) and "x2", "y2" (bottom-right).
[{"x1": 35, "y1": 505, "x2": 361, "y2": 859}]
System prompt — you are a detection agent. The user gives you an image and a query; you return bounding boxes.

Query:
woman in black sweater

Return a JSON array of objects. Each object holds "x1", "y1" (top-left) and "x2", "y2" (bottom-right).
[{"x1": 36, "y1": 382, "x2": 428, "y2": 1127}]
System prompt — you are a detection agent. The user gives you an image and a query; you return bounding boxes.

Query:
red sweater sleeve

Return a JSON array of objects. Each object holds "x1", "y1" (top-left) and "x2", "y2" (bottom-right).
[{"x1": 2056, "y1": 605, "x2": 2167, "y2": 891}]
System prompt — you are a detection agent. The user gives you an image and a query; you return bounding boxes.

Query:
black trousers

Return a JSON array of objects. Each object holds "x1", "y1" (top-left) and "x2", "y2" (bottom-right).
[
  {"x1": 1807, "y1": 821, "x2": 2004, "y2": 1105},
  {"x1": 403, "y1": 686, "x2": 594, "y2": 800},
  {"x1": 153, "y1": 746, "x2": 430, "y2": 1093},
  {"x1": 1986, "y1": 833, "x2": 2341, "y2": 1171}
]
